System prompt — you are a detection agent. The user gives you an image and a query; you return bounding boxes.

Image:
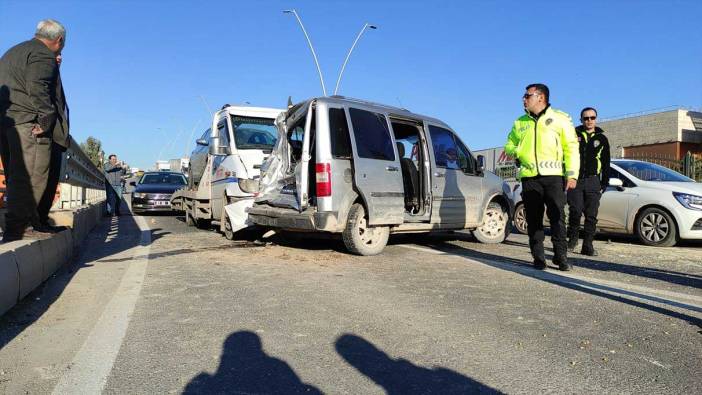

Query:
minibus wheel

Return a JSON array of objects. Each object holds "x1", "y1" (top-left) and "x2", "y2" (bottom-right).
[{"x1": 343, "y1": 203, "x2": 389, "y2": 256}]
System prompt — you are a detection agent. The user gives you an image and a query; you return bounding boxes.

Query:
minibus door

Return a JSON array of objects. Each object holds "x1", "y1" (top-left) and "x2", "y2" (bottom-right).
[{"x1": 295, "y1": 102, "x2": 315, "y2": 211}]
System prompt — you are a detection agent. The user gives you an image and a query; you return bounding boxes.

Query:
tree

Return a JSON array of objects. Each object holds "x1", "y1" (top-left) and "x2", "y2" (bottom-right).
[{"x1": 80, "y1": 136, "x2": 104, "y2": 168}]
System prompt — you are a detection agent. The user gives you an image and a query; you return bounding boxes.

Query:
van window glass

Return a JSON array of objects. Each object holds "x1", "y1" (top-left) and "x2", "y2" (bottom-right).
[
  {"x1": 329, "y1": 108, "x2": 352, "y2": 158},
  {"x1": 231, "y1": 116, "x2": 278, "y2": 150},
  {"x1": 429, "y1": 125, "x2": 460, "y2": 169},
  {"x1": 287, "y1": 109, "x2": 315, "y2": 162},
  {"x1": 455, "y1": 139, "x2": 476, "y2": 173},
  {"x1": 349, "y1": 108, "x2": 395, "y2": 161}
]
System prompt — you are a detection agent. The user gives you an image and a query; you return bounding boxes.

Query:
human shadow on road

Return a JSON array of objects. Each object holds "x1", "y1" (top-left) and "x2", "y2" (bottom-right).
[
  {"x1": 183, "y1": 331, "x2": 322, "y2": 395},
  {"x1": 411, "y1": 240, "x2": 702, "y2": 329},
  {"x1": 335, "y1": 334, "x2": 502, "y2": 394}
]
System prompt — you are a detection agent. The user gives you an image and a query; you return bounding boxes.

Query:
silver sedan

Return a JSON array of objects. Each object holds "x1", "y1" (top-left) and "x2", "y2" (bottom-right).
[{"x1": 512, "y1": 159, "x2": 702, "y2": 247}]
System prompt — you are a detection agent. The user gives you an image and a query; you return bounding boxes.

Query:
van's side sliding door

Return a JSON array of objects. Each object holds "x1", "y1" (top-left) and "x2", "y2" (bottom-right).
[{"x1": 347, "y1": 107, "x2": 404, "y2": 225}]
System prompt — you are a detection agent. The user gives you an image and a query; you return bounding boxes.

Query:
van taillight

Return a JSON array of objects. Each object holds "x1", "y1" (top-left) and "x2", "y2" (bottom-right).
[{"x1": 315, "y1": 163, "x2": 332, "y2": 197}]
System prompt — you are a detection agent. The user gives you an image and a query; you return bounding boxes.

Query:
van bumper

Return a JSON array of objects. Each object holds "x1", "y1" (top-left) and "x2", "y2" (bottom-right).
[{"x1": 247, "y1": 205, "x2": 339, "y2": 232}]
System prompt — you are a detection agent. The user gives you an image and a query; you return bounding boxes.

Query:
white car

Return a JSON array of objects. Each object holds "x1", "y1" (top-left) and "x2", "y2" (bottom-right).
[{"x1": 512, "y1": 159, "x2": 702, "y2": 247}]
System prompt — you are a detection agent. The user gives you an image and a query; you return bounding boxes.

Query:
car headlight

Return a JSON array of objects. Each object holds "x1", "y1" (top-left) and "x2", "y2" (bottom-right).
[
  {"x1": 673, "y1": 192, "x2": 702, "y2": 211},
  {"x1": 133, "y1": 192, "x2": 147, "y2": 198}
]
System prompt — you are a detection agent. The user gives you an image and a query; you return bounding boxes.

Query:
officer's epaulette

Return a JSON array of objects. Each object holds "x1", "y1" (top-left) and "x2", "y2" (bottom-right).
[{"x1": 551, "y1": 108, "x2": 572, "y2": 120}]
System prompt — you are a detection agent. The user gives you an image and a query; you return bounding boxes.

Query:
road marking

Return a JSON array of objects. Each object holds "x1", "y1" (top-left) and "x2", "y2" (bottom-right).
[
  {"x1": 52, "y1": 215, "x2": 151, "y2": 394},
  {"x1": 399, "y1": 244, "x2": 702, "y2": 313}
]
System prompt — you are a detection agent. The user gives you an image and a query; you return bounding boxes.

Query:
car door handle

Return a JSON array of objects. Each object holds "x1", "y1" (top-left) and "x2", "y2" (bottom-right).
[
  {"x1": 434, "y1": 172, "x2": 445, "y2": 178},
  {"x1": 386, "y1": 166, "x2": 399, "y2": 172}
]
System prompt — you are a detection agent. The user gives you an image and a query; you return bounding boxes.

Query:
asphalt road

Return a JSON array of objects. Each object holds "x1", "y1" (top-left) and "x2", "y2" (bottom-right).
[{"x1": 1, "y1": 212, "x2": 700, "y2": 394}]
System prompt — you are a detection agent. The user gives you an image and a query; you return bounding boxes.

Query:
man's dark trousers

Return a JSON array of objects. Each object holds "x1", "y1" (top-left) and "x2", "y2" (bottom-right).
[
  {"x1": 106, "y1": 183, "x2": 122, "y2": 215},
  {"x1": 0, "y1": 121, "x2": 52, "y2": 235},
  {"x1": 36, "y1": 142, "x2": 64, "y2": 225},
  {"x1": 567, "y1": 175, "x2": 601, "y2": 249},
  {"x1": 521, "y1": 175, "x2": 568, "y2": 264}
]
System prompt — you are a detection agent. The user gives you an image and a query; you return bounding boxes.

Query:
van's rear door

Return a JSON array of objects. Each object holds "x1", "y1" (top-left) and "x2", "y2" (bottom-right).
[
  {"x1": 295, "y1": 102, "x2": 315, "y2": 211},
  {"x1": 347, "y1": 107, "x2": 404, "y2": 225}
]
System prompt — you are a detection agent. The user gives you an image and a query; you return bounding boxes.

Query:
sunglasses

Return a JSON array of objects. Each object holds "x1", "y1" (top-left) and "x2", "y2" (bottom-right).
[
  {"x1": 582, "y1": 116, "x2": 597, "y2": 121},
  {"x1": 523, "y1": 92, "x2": 539, "y2": 99}
]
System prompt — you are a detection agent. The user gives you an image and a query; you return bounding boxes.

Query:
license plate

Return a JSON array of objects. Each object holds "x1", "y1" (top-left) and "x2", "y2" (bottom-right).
[{"x1": 154, "y1": 201, "x2": 169, "y2": 206}]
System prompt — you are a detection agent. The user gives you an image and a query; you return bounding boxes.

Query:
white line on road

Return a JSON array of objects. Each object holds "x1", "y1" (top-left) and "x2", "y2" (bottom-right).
[
  {"x1": 52, "y1": 215, "x2": 151, "y2": 395},
  {"x1": 399, "y1": 244, "x2": 702, "y2": 313}
]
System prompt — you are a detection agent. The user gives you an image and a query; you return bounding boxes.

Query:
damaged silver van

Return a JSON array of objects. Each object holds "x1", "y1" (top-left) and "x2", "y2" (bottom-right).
[{"x1": 246, "y1": 96, "x2": 513, "y2": 255}]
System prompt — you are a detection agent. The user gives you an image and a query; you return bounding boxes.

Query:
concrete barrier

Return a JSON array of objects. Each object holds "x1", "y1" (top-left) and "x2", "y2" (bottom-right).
[
  {"x1": 0, "y1": 251, "x2": 19, "y2": 315},
  {"x1": 0, "y1": 201, "x2": 105, "y2": 316}
]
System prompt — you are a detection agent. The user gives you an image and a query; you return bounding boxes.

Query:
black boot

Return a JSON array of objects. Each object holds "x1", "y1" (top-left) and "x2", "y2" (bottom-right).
[{"x1": 580, "y1": 238, "x2": 598, "y2": 256}]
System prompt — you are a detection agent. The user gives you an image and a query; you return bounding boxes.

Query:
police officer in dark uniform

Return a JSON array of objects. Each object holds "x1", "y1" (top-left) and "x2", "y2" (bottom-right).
[{"x1": 567, "y1": 107, "x2": 610, "y2": 256}]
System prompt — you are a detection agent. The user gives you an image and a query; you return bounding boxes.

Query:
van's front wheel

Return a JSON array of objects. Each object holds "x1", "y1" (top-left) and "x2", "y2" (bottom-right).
[
  {"x1": 473, "y1": 202, "x2": 509, "y2": 244},
  {"x1": 343, "y1": 203, "x2": 389, "y2": 256}
]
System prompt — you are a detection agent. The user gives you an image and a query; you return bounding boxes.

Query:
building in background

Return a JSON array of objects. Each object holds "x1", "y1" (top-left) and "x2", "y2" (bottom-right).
[
  {"x1": 599, "y1": 108, "x2": 702, "y2": 159},
  {"x1": 154, "y1": 160, "x2": 170, "y2": 171}
]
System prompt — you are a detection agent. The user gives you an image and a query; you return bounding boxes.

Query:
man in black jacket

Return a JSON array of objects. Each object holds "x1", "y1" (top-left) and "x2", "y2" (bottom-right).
[
  {"x1": 0, "y1": 19, "x2": 68, "y2": 241},
  {"x1": 567, "y1": 107, "x2": 611, "y2": 256}
]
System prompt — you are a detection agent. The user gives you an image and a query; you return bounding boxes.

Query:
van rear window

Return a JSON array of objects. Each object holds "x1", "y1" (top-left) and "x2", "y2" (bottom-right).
[
  {"x1": 329, "y1": 108, "x2": 352, "y2": 158},
  {"x1": 349, "y1": 108, "x2": 395, "y2": 161}
]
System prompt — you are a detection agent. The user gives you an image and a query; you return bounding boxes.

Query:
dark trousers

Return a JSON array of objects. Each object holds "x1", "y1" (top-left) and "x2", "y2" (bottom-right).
[
  {"x1": 521, "y1": 175, "x2": 567, "y2": 263},
  {"x1": 37, "y1": 142, "x2": 64, "y2": 225},
  {"x1": 106, "y1": 183, "x2": 123, "y2": 215},
  {"x1": 0, "y1": 121, "x2": 51, "y2": 235},
  {"x1": 567, "y1": 175, "x2": 602, "y2": 247}
]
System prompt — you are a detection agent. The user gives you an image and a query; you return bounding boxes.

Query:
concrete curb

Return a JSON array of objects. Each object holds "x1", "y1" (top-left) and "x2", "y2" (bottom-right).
[{"x1": 0, "y1": 201, "x2": 106, "y2": 316}]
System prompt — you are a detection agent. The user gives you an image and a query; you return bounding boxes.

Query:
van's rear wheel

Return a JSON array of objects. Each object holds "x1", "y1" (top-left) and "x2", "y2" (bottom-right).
[
  {"x1": 342, "y1": 203, "x2": 389, "y2": 256},
  {"x1": 473, "y1": 202, "x2": 509, "y2": 244}
]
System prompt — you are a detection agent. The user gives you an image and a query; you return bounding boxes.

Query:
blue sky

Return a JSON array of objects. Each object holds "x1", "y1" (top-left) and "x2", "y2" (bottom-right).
[{"x1": 2, "y1": 0, "x2": 701, "y2": 170}]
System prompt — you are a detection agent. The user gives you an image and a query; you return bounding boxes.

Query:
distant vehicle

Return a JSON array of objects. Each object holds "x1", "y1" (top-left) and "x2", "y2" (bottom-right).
[
  {"x1": 246, "y1": 96, "x2": 514, "y2": 255},
  {"x1": 512, "y1": 159, "x2": 702, "y2": 247},
  {"x1": 170, "y1": 105, "x2": 283, "y2": 238},
  {"x1": 131, "y1": 171, "x2": 187, "y2": 214}
]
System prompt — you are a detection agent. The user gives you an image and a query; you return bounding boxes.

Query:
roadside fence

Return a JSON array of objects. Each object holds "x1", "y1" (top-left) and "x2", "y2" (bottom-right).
[{"x1": 58, "y1": 136, "x2": 106, "y2": 208}]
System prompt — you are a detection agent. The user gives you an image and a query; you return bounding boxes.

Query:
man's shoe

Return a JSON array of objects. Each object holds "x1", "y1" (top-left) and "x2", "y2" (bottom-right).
[
  {"x1": 557, "y1": 261, "x2": 573, "y2": 271},
  {"x1": 2, "y1": 233, "x2": 23, "y2": 243},
  {"x1": 31, "y1": 223, "x2": 59, "y2": 234},
  {"x1": 580, "y1": 247, "x2": 598, "y2": 256},
  {"x1": 533, "y1": 260, "x2": 547, "y2": 270}
]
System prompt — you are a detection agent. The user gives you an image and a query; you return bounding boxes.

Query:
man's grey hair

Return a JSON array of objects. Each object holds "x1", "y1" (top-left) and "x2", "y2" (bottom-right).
[{"x1": 35, "y1": 19, "x2": 66, "y2": 41}]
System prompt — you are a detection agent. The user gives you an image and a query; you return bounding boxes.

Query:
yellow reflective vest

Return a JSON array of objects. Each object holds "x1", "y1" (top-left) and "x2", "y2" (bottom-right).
[{"x1": 504, "y1": 106, "x2": 580, "y2": 180}]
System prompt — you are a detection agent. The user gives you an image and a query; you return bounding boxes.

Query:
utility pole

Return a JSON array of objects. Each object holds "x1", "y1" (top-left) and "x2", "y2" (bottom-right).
[
  {"x1": 334, "y1": 23, "x2": 377, "y2": 95},
  {"x1": 283, "y1": 9, "x2": 327, "y2": 96}
]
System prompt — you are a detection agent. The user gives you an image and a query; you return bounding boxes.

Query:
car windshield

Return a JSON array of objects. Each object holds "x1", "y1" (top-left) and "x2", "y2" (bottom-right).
[
  {"x1": 615, "y1": 161, "x2": 694, "y2": 182},
  {"x1": 231, "y1": 116, "x2": 278, "y2": 150},
  {"x1": 140, "y1": 174, "x2": 187, "y2": 185}
]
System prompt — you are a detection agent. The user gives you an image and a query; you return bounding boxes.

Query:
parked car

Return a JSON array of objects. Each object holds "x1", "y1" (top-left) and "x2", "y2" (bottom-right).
[
  {"x1": 246, "y1": 96, "x2": 514, "y2": 255},
  {"x1": 131, "y1": 172, "x2": 187, "y2": 214},
  {"x1": 512, "y1": 159, "x2": 702, "y2": 246}
]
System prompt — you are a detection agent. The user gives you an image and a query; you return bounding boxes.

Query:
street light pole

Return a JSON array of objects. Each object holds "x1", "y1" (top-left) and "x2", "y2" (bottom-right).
[
  {"x1": 334, "y1": 23, "x2": 377, "y2": 96},
  {"x1": 283, "y1": 9, "x2": 327, "y2": 96}
]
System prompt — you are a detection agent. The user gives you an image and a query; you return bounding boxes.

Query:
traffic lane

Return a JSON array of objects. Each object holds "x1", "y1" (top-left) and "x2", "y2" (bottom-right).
[{"x1": 104, "y1": 228, "x2": 701, "y2": 393}]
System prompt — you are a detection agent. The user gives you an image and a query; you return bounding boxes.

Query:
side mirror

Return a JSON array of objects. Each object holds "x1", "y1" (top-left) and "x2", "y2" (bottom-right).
[
  {"x1": 209, "y1": 145, "x2": 232, "y2": 156},
  {"x1": 608, "y1": 178, "x2": 624, "y2": 191},
  {"x1": 477, "y1": 155, "x2": 485, "y2": 173},
  {"x1": 196, "y1": 138, "x2": 208, "y2": 146}
]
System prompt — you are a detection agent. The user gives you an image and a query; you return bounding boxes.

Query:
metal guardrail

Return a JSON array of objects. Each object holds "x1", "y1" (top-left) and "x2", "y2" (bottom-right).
[{"x1": 56, "y1": 136, "x2": 106, "y2": 208}]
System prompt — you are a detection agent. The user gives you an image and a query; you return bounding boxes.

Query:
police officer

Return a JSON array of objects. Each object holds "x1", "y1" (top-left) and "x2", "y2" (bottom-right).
[
  {"x1": 567, "y1": 107, "x2": 610, "y2": 256},
  {"x1": 505, "y1": 84, "x2": 580, "y2": 271}
]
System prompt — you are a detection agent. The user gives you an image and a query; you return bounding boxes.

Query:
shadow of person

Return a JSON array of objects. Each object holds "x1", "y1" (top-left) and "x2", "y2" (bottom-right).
[
  {"x1": 183, "y1": 331, "x2": 322, "y2": 395},
  {"x1": 335, "y1": 334, "x2": 503, "y2": 394}
]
